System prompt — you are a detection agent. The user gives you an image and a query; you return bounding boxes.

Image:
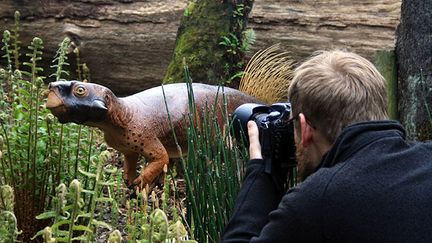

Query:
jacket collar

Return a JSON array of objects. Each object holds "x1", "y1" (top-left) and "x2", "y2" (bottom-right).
[{"x1": 318, "y1": 120, "x2": 406, "y2": 169}]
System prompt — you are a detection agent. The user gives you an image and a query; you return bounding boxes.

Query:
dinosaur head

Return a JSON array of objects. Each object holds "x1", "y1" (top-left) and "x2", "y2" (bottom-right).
[{"x1": 46, "y1": 81, "x2": 110, "y2": 124}]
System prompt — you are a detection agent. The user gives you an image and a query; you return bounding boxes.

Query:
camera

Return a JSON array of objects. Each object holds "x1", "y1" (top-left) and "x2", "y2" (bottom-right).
[{"x1": 232, "y1": 103, "x2": 296, "y2": 175}]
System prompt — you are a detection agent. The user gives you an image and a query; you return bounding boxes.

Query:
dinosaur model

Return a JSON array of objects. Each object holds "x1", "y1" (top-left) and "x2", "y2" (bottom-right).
[{"x1": 45, "y1": 44, "x2": 293, "y2": 189}]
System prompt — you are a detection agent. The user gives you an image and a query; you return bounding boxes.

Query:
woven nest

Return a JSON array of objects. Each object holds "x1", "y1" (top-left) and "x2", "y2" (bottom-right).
[{"x1": 239, "y1": 43, "x2": 294, "y2": 104}]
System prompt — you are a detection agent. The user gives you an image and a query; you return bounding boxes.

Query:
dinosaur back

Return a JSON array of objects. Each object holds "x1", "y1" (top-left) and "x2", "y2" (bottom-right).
[
  {"x1": 122, "y1": 83, "x2": 261, "y2": 120},
  {"x1": 120, "y1": 83, "x2": 261, "y2": 156}
]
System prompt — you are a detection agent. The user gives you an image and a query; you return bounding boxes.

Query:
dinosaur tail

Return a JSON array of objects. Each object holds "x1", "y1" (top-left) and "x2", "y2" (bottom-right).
[{"x1": 239, "y1": 43, "x2": 294, "y2": 104}]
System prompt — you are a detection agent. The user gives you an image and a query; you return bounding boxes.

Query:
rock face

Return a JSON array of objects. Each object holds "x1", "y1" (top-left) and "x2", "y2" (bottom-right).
[{"x1": 0, "y1": 0, "x2": 400, "y2": 96}]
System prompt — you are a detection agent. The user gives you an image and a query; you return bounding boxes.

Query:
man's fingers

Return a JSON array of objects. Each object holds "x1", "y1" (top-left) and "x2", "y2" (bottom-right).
[{"x1": 248, "y1": 121, "x2": 263, "y2": 159}]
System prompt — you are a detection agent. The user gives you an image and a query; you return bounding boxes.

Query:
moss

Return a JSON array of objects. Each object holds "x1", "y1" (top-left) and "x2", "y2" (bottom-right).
[
  {"x1": 417, "y1": 123, "x2": 432, "y2": 141},
  {"x1": 403, "y1": 75, "x2": 421, "y2": 140},
  {"x1": 184, "y1": 1, "x2": 196, "y2": 17},
  {"x1": 163, "y1": 1, "x2": 250, "y2": 85},
  {"x1": 401, "y1": 74, "x2": 432, "y2": 141},
  {"x1": 374, "y1": 50, "x2": 397, "y2": 120}
]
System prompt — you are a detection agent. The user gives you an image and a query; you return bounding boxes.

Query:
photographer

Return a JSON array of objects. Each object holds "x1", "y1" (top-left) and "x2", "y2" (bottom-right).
[{"x1": 222, "y1": 50, "x2": 432, "y2": 242}]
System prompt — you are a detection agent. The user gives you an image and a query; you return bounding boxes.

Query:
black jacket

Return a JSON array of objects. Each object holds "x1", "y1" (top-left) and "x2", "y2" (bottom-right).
[{"x1": 223, "y1": 121, "x2": 432, "y2": 242}]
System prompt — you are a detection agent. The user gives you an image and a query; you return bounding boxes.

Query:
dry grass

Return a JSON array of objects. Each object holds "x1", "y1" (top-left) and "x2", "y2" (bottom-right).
[{"x1": 239, "y1": 43, "x2": 294, "y2": 104}]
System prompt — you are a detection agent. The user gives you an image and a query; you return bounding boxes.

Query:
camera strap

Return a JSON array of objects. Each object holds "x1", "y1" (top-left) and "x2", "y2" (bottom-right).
[{"x1": 260, "y1": 127, "x2": 273, "y2": 174}]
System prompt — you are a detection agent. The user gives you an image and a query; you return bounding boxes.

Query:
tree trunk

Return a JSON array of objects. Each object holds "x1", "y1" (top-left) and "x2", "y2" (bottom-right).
[
  {"x1": 249, "y1": 0, "x2": 400, "y2": 62},
  {"x1": 163, "y1": 0, "x2": 254, "y2": 87},
  {"x1": 396, "y1": 0, "x2": 432, "y2": 140}
]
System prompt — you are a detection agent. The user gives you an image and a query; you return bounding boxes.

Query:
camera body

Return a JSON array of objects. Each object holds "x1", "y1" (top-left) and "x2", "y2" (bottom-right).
[{"x1": 232, "y1": 103, "x2": 296, "y2": 174}]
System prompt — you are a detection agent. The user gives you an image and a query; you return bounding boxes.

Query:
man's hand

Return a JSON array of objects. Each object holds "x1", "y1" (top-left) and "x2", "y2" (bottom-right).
[{"x1": 248, "y1": 120, "x2": 263, "y2": 160}]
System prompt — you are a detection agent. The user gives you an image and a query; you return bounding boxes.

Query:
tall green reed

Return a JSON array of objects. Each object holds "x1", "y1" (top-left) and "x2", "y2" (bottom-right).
[{"x1": 163, "y1": 61, "x2": 248, "y2": 242}]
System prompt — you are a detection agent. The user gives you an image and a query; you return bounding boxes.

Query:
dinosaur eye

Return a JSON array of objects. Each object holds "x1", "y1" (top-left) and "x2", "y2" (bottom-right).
[{"x1": 74, "y1": 86, "x2": 87, "y2": 97}]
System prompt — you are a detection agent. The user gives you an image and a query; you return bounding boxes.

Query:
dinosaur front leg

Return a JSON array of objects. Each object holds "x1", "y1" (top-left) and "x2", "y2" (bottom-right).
[
  {"x1": 133, "y1": 141, "x2": 169, "y2": 189},
  {"x1": 123, "y1": 153, "x2": 139, "y2": 187}
]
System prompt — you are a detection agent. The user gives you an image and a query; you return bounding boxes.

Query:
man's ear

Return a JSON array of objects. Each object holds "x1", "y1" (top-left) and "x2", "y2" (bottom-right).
[{"x1": 299, "y1": 113, "x2": 313, "y2": 147}]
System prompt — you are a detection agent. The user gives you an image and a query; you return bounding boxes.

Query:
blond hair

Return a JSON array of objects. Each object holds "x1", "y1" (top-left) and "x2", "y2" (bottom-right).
[{"x1": 288, "y1": 50, "x2": 388, "y2": 143}]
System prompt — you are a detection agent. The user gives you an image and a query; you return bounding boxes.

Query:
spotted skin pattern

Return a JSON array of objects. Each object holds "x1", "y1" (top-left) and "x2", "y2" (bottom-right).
[{"x1": 46, "y1": 81, "x2": 262, "y2": 189}]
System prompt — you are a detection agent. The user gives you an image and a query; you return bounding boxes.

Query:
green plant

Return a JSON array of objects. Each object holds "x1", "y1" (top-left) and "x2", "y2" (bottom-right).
[
  {"x1": 33, "y1": 150, "x2": 117, "y2": 242},
  {"x1": 79, "y1": 150, "x2": 117, "y2": 241},
  {"x1": 51, "y1": 37, "x2": 71, "y2": 81},
  {"x1": 0, "y1": 184, "x2": 21, "y2": 242},
  {"x1": 218, "y1": 3, "x2": 256, "y2": 84},
  {"x1": 11, "y1": 11, "x2": 22, "y2": 71},
  {"x1": 108, "y1": 229, "x2": 122, "y2": 243},
  {"x1": 0, "y1": 13, "x2": 101, "y2": 240},
  {"x1": 163, "y1": 62, "x2": 248, "y2": 242},
  {"x1": 33, "y1": 150, "x2": 194, "y2": 242},
  {"x1": 183, "y1": 1, "x2": 195, "y2": 17},
  {"x1": 126, "y1": 165, "x2": 196, "y2": 243},
  {"x1": 37, "y1": 179, "x2": 90, "y2": 242}
]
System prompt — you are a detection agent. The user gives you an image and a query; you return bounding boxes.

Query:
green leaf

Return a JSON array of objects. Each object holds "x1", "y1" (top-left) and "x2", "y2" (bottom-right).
[
  {"x1": 30, "y1": 229, "x2": 45, "y2": 241},
  {"x1": 55, "y1": 230, "x2": 70, "y2": 237},
  {"x1": 72, "y1": 235, "x2": 88, "y2": 241},
  {"x1": 103, "y1": 167, "x2": 117, "y2": 173},
  {"x1": 76, "y1": 212, "x2": 91, "y2": 219},
  {"x1": 91, "y1": 219, "x2": 112, "y2": 230},
  {"x1": 72, "y1": 224, "x2": 92, "y2": 232},
  {"x1": 50, "y1": 220, "x2": 71, "y2": 230},
  {"x1": 79, "y1": 169, "x2": 96, "y2": 178},
  {"x1": 55, "y1": 236, "x2": 69, "y2": 242},
  {"x1": 35, "y1": 211, "x2": 57, "y2": 220},
  {"x1": 99, "y1": 181, "x2": 115, "y2": 186},
  {"x1": 95, "y1": 197, "x2": 114, "y2": 203},
  {"x1": 81, "y1": 189, "x2": 95, "y2": 195}
]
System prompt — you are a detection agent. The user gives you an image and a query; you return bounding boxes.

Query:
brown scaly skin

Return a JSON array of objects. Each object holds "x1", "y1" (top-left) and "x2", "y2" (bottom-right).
[{"x1": 46, "y1": 81, "x2": 262, "y2": 189}]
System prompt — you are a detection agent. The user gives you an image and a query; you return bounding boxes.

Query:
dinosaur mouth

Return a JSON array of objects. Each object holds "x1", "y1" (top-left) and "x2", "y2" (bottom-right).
[
  {"x1": 46, "y1": 91, "x2": 63, "y2": 109},
  {"x1": 46, "y1": 91, "x2": 68, "y2": 120}
]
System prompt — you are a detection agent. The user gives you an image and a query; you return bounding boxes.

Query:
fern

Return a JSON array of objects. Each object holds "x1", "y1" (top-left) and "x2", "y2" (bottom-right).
[
  {"x1": 0, "y1": 185, "x2": 21, "y2": 242},
  {"x1": 11, "y1": 11, "x2": 22, "y2": 70},
  {"x1": 0, "y1": 12, "x2": 102, "y2": 240},
  {"x1": 33, "y1": 151, "x2": 116, "y2": 242},
  {"x1": 50, "y1": 37, "x2": 71, "y2": 81}
]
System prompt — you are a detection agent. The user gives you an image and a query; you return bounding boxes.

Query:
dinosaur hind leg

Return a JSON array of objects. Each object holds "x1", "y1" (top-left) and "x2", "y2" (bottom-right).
[
  {"x1": 124, "y1": 153, "x2": 139, "y2": 187},
  {"x1": 133, "y1": 143, "x2": 169, "y2": 189}
]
